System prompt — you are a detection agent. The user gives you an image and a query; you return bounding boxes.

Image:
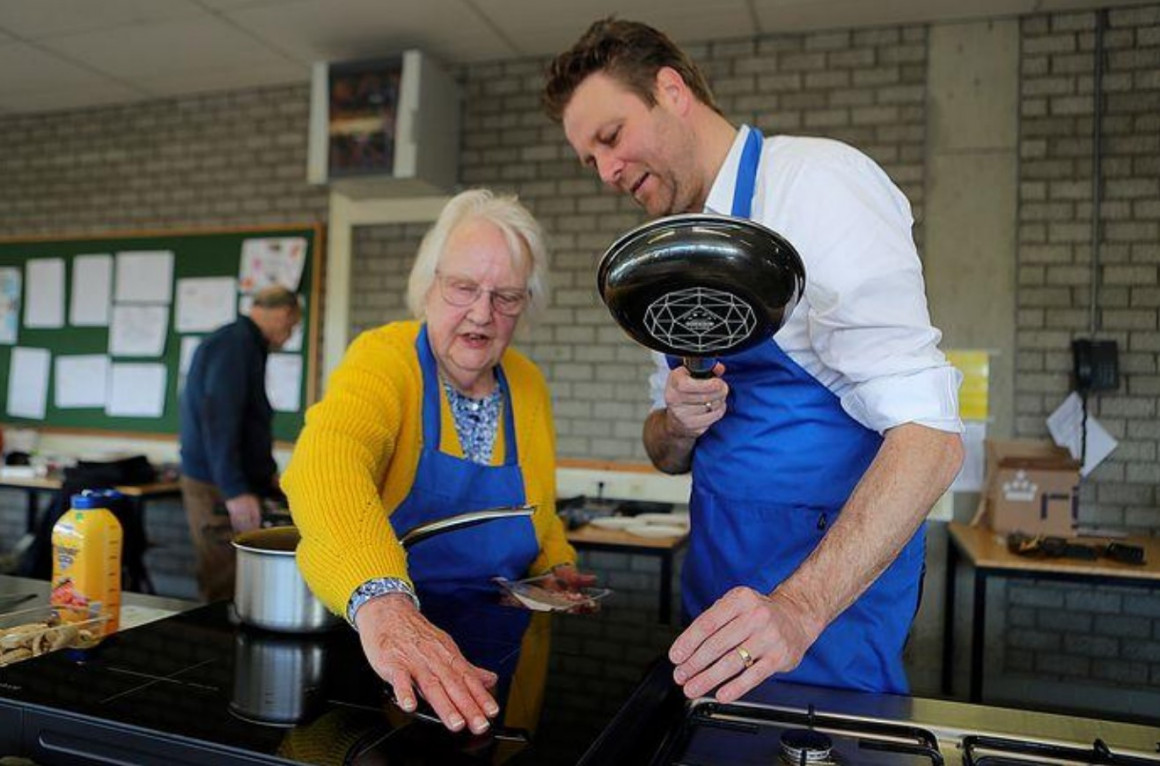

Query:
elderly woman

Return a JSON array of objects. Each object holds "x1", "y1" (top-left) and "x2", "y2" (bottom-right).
[{"x1": 284, "y1": 189, "x2": 590, "y2": 736}]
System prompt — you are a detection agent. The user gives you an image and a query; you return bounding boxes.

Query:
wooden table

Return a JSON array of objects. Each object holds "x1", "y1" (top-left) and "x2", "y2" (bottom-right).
[
  {"x1": 0, "y1": 475, "x2": 182, "y2": 594},
  {"x1": 566, "y1": 524, "x2": 689, "y2": 624},
  {"x1": 0, "y1": 474, "x2": 182, "y2": 533},
  {"x1": 941, "y1": 521, "x2": 1160, "y2": 703}
]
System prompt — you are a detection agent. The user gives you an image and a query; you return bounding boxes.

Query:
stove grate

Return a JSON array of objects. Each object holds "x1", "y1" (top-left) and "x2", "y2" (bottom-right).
[
  {"x1": 963, "y1": 734, "x2": 1160, "y2": 765},
  {"x1": 654, "y1": 701, "x2": 945, "y2": 765}
]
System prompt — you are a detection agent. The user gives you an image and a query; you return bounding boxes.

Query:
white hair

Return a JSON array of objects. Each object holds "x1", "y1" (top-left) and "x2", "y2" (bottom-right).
[{"x1": 406, "y1": 189, "x2": 549, "y2": 324}]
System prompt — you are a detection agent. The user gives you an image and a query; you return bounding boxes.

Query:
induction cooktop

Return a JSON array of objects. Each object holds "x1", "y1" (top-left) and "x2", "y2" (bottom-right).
[{"x1": 0, "y1": 592, "x2": 562, "y2": 765}]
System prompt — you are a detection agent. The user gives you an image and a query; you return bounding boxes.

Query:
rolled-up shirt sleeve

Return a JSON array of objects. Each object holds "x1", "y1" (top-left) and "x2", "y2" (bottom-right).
[
  {"x1": 777, "y1": 146, "x2": 962, "y2": 435},
  {"x1": 649, "y1": 352, "x2": 670, "y2": 411},
  {"x1": 840, "y1": 365, "x2": 963, "y2": 434}
]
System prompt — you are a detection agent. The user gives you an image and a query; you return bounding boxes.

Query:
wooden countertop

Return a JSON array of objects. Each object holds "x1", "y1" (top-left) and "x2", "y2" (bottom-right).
[
  {"x1": 948, "y1": 522, "x2": 1160, "y2": 581},
  {"x1": 566, "y1": 523, "x2": 688, "y2": 550},
  {"x1": 0, "y1": 574, "x2": 196, "y2": 625},
  {"x1": 0, "y1": 474, "x2": 180, "y2": 497}
]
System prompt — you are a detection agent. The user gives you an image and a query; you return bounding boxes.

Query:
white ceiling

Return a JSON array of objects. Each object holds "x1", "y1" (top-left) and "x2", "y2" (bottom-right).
[{"x1": 0, "y1": 0, "x2": 1148, "y2": 115}]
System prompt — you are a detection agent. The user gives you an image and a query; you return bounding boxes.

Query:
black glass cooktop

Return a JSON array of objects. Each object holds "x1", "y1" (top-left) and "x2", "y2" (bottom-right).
[{"x1": 0, "y1": 585, "x2": 681, "y2": 765}]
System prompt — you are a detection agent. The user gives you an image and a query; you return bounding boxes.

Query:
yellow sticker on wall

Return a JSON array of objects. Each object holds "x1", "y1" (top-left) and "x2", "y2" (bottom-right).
[{"x1": 946, "y1": 350, "x2": 989, "y2": 420}]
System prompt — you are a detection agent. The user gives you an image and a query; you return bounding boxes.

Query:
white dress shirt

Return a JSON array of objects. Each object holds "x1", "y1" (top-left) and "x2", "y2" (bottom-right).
[{"x1": 650, "y1": 126, "x2": 963, "y2": 436}]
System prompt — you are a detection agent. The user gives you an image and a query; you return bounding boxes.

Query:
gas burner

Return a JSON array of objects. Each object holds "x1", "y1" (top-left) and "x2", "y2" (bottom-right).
[{"x1": 780, "y1": 728, "x2": 833, "y2": 763}]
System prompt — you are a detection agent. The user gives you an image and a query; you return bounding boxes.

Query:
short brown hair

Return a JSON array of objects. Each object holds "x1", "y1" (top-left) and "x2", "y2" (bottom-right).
[{"x1": 542, "y1": 17, "x2": 721, "y2": 123}]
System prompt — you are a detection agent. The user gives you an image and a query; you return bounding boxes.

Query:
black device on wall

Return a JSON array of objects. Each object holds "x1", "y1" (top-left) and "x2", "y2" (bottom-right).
[
  {"x1": 1071, "y1": 338, "x2": 1119, "y2": 393},
  {"x1": 1070, "y1": 338, "x2": 1118, "y2": 479}
]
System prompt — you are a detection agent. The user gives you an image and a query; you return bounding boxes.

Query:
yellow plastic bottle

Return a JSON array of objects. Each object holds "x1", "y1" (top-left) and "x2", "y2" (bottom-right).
[{"x1": 51, "y1": 489, "x2": 124, "y2": 636}]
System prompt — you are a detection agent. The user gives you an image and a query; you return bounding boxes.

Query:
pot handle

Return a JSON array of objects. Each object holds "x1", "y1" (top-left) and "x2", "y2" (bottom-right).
[{"x1": 399, "y1": 505, "x2": 536, "y2": 549}]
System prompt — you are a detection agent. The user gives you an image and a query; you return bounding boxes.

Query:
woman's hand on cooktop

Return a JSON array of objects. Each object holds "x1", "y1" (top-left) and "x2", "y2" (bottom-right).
[{"x1": 355, "y1": 592, "x2": 500, "y2": 734}]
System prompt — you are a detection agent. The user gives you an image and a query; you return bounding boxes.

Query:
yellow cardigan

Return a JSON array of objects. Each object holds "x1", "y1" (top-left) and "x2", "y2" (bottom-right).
[{"x1": 283, "y1": 320, "x2": 576, "y2": 615}]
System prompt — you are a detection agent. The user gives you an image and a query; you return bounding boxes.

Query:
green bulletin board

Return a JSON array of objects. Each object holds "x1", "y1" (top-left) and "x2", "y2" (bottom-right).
[{"x1": 0, "y1": 225, "x2": 322, "y2": 442}]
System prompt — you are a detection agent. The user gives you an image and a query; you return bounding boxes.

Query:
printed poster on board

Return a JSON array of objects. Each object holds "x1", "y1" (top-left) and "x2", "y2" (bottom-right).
[
  {"x1": 238, "y1": 237, "x2": 306, "y2": 293},
  {"x1": 0, "y1": 268, "x2": 21, "y2": 344}
]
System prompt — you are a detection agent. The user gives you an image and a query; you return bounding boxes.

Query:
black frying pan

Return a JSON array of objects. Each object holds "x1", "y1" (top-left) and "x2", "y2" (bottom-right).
[{"x1": 596, "y1": 214, "x2": 806, "y2": 377}]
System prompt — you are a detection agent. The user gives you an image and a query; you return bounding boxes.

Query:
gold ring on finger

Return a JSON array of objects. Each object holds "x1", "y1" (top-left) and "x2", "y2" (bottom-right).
[{"x1": 736, "y1": 645, "x2": 754, "y2": 669}]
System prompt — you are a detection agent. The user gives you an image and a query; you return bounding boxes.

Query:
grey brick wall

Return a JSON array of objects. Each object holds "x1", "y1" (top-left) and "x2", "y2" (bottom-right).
[
  {"x1": 1009, "y1": 6, "x2": 1160, "y2": 695},
  {"x1": 349, "y1": 223, "x2": 426, "y2": 335},
  {"x1": 0, "y1": 83, "x2": 327, "y2": 593},
  {"x1": 0, "y1": 84, "x2": 326, "y2": 235}
]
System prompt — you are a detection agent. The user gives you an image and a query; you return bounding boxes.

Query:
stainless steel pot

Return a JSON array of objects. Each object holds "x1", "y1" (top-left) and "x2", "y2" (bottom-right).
[
  {"x1": 233, "y1": 526, "x2": 341, "y2": 634},
  {"x1": 597, "y1": 213, "x2": 805, "y2": 376},
  {"x1": 232, "y1": 507, "x2": 536, "y2": 633},
  {"x1": 229, "y1": 627, "x2": 328, "y2": 726}
]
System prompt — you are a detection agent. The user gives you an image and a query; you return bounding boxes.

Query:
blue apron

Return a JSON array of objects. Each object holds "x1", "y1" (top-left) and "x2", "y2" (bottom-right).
[
  {"x1": 671, "y1": 128, "x2": 925, "y2": 694},
  {"x1": 389, "y1": 325, "x2": 540, "y2": 591}
]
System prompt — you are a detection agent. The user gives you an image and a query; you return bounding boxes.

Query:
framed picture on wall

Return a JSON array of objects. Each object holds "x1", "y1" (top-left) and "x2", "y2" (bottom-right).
[{"x1": 327, "y1": 56, "x2": 403, "y2": 178}]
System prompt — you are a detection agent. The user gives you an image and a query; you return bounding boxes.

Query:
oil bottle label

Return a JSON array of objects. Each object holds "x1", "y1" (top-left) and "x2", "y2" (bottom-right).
[{"x1": 54, "y1": 545, "x2": 77, "y2": 572}]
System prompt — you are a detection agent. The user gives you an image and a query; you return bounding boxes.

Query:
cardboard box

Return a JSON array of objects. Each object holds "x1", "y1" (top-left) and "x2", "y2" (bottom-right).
[{"x1": 976, "y1": 439, "x2": 1081, "y2": 538}]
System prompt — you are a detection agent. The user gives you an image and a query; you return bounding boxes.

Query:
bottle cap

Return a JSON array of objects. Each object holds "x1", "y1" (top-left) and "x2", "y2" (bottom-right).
[{"x1": 70, "y1": 489, "x2": 126, "y2": 509}]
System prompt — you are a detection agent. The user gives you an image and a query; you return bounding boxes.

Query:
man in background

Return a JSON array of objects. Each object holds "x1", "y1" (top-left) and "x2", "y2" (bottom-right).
[{"x1": 179, "y1": 285, "x2": 300, "y2": 601}]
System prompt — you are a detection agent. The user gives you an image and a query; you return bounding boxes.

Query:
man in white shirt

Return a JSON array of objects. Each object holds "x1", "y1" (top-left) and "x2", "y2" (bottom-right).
[{"x1": 544, "y1": 18, "x2": 964, "y2": 700}]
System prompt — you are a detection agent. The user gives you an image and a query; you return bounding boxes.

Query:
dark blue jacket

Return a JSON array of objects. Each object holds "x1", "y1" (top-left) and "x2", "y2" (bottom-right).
[{"x1": 179, "y1": 317, "x2": 276, "y2": 498}]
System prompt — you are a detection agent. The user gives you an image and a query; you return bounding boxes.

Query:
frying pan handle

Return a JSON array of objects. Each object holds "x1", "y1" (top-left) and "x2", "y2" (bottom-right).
[{"x1": 683, "y1": 356, "x2": 717, "y2": 379}]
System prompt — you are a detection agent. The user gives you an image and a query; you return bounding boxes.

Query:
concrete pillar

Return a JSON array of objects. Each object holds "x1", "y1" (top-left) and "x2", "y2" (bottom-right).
[
  {"x1": 925, "y1": 19, "x2": 1020, "y2": 440},
  {"x1": 910, "y1": 19, "x2": 1019, "y2": 697}
]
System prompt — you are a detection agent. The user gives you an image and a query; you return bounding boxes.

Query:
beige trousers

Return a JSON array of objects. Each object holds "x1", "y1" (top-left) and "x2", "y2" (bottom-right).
[{"x1": 180, "y1": 475, "x2": 237, "y2": 603}]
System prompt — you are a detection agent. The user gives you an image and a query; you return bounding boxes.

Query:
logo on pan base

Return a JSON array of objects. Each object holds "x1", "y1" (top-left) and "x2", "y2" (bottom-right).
[{"x1": 645, "y1": 286, "x2": 756, "y2": 353}]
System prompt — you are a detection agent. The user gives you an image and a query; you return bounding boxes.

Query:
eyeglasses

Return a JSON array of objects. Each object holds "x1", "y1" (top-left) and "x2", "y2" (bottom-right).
[{"x1": 436, "y1": 272, "x2": 529, "y2": 317}]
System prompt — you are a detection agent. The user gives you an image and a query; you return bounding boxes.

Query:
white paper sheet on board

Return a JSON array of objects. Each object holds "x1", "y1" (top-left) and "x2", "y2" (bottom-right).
[
  {"x1": 55, "y1": 355, "x2": 110, "y2": 408},
  {"x1": 7, "y1": 347, "x2": 51, "y2": 419},
  {"x1": 178, "y1": 336, "x2": 202, "y2": 394},
  {"x1": 265, "y1": 353, "x2": 302, "y2": 413},
  {"x1": 176, "y1": 276, "x2": 236, "y2": 332},
  {"x1": 106, "y1": 363, "x2": 167, "y2": 417},
  {"x1": 109, "y1": 304, "x2": 169, "y2": 357},
  {"x1": 282, "y1": 317, "x2": 303, "y2": 352},
  {"x1": 70, "y1": 254, "x2": 113, "y2": 326},
  {"x1": 239, "y1": 237, "x2": 307, "y2": 293},
  {"x1": 25, "y1": 258, "x2": 65, "y2": 328},
  {"x1": 115, "y1": 251, "x2": 174, "y2": 304},
  {"x1": 0, "y1": 267, "x2": 21, "y2": 344}
]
